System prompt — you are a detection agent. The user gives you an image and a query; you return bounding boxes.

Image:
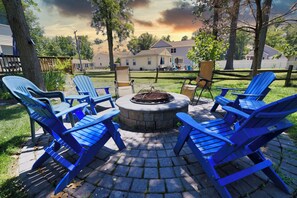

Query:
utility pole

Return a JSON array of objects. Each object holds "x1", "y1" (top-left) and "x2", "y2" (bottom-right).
[{"x1": 74, "y1": 30, "x2": 83, "y2": 71}]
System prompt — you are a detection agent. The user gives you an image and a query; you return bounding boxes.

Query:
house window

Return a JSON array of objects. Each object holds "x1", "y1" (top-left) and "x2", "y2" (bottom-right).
[
  {"x1": 148, "y1": 57, "x2": 151, "y2": 65},
  {"x1": 133, "y1": 59, "x2": 136, "y2": 65},
  {"x1": 126, "y1": 59, "x2": 129, "y2": 65},
  {"x1": 171, "y1": 48, "x2": 176, "y2": 53}
]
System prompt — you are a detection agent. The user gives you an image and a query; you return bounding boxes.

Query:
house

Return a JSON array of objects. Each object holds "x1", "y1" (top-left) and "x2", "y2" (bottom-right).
[
  {"x1": 151, "y1": 39, "x2": 195, "y2": 67},
  {"x1": 93, "y1": 52, "x2": 110, "y2": 68},
  {"x1": 0, "y1": 24, "x2": 13, "y2": 55},
  {"x1": 246, "y1": 44, "x2": 287, "y2": 60},
  {"x1": 120, "y1": 48, "x2": 172, "y2": 70},
  {"x1": 72, "y1": 59, "x2": 94, "y2": 71}
]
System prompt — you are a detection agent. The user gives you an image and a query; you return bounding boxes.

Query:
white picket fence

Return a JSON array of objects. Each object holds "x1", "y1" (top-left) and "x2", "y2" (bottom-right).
[{"x1": 216, "y1": 59, "x2": 293, "y2": 69}]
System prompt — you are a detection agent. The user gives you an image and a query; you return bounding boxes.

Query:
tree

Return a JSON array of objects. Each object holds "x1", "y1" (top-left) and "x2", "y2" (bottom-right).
[
  {"x1": 235, "y1": 30, "x2": 252, "y2": 59},
  {"x1": 91, "y1": 0, "x2": 134, "y2": 71},
  {"x1": 22, "y1": 2, "x2": 45, "y2": 56},
  {"x1": 239, "y1": 0, "x2": 297, "y2": 76},
  {"x1": 2, "y1": 0, "x2": 44, "y2": 89},
  {"x1": 127, "y1": 36, "x2": 140, "y2": 55},
  {"x1": 77, "y1": 35, "x2": 93, "y2": 60},
  {"x1": 161, "y1": 35, "x2": 171, "y2": 42},
  {"x1": 224, "y1": 0, "x2": 240, "y2": 70},
  {"x1": 55, "y1": 36, "x2": 76, "y2": 57},
  {"x1": 127, "y1": 33, "x2": 157, "y2": 54},
  {"x1": 181, "y1": 35, "x2": 188, "y2": 41}
]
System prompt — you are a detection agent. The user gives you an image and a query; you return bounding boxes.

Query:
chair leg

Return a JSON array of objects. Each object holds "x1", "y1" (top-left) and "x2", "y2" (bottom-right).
[
  {"x1": 32, "y1": 141, "x2": 61, "y2": 169},
  {"x1": 90, "y1": 104, "x2": 97, "y2": 115},
  {"x1": 210, "y1": 103, "x2": 219, "y2": 112},
  {"x1": 248, "y1": 152, "x2": 290, "y2": 193},
  {"x1": 29, "y1": 118, "x2": 36, "y2": 144},
  {"x1": 196, "y1": 87, "x2": 206, "y2": 105},
  {"x1": 109, "y1": 98, "x2": 115, "y2": 108}
]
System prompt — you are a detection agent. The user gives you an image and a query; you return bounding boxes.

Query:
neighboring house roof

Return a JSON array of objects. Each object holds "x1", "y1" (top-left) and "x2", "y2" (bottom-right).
[
  {"x1": 116, "y1": 51, "x2": 133, "y2": 58},
  {"x1": 135, "y1": 48, "x2": 171, "y2": 57},
  {"x1": 246, "y1": 44, "x2": 282, "y2": 57},
  {"x1": 72, "y1": 59, "x2": 93, "y2": 64},
  {"x1": 151, "y1": 39, "x2": 195, "y2": 48}
]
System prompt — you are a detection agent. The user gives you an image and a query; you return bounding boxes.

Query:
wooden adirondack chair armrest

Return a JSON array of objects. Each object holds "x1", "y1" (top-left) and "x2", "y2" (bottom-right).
[
  {"x1": 63, "y1": 109, "x2": 120, "y2": 135},
  {"x1": 176, "y1": 113, "x2": 234, "y2": 145},
  {"x1": 222, "y1": 106, "x2": 250, "y2": 119},
  {"x1": 55, "y1": 103, "x2": 88, "y2": 118},
  {"x1": 95, "y1": 86, "x2": 111, "y2": 94},
  {"x1": 231, "y1": 92, "x2": 263, "y2": 99},
  {"x1": 215, "y1": 87, "x2": 242, "y2": 97},
  {"x1": 78, "y1": 91, "x2": 90, "y2": 95}
]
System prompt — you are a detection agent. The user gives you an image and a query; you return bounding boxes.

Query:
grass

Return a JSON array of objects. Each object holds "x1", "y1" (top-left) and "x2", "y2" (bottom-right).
[
  {"x1": 0, "y1": 104, "x2": 31, "y2": 197},
  {"x1": 0, "y1": 71, "x2": 296, "y2": 197}
]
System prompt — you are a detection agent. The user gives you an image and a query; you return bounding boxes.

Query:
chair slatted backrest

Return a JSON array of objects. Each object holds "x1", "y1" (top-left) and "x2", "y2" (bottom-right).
[
  {"x1": 213, "y1": 94, "x2": 297, "y2": 164},
  {"x1": 243, "y1": 72, "x2": 276, "y2": 100},
  {"x1": 116, "y1": 66, "x2": 130, "y2": 82},
  {"x1": 196, "y1": 61, "x2": 214, "y2": 88},
  {"x1": 73, "y1": 75, "x2": 98, "y2": 98},
  {"x1": 15, "y1": 91, "x2": 83, "y2": 153}
]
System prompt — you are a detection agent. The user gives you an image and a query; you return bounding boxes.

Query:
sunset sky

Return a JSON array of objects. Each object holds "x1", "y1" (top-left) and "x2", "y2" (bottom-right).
[
  {"x1": 33, "y1": 0, "x2": 296, "y2": 52},
  {"x1": 34, "y1": 0, "x2": 202, "y2": 51}
]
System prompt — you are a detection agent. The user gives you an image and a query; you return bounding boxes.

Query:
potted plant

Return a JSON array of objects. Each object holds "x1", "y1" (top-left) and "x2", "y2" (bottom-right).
[{"x1": 187, "y1": 30, "x2": 228, "y2": 69}]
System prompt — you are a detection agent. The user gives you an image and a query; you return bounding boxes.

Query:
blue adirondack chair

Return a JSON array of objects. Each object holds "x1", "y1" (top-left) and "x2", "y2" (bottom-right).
[
  {"x1": 73, "y1": 75, "x2": 115, "y2": 114},
  {"x1": 2, "y1": 76, "x2": 74, "y2": 143},
  {"x1": 210, "y1": 72, "x2": 276, "y2": 112},
  {"x1": 14, "y1": 90, "x2": 126, "y2": 194},
  {"x1": 174, "y1": 94, "x2": 297, "y2": 198}
]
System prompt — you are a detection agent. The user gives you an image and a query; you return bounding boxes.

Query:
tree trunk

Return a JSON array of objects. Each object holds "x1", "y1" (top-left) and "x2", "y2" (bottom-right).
[
  {"x1": 212, "y1": 0, "x2": 220, "y2": 39},
  {"x1": 257, "y1": 0, "x2": 272, "y2": 69},
  {"x1": 224, "y1": 0, "x2": 240, "y2": 70},
  {"x1": 251, "y1": 0, "x2": 263, "y2": 77},
  {"x1": 106, "y1": 15, "x2": 114, "y2": 72},
  {"x1": 2, "y1": 0, "x2": 44, "y2": 89}
]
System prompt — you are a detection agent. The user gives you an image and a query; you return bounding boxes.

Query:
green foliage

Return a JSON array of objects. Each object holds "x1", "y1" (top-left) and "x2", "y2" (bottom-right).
[
  {"x1": 91, "y1": 0, "x2": 134, "y2": 44},
  {"x1": 187, "y1": 31, "x2": 228, "y2": 63},
  {"x1": 55, "y1": 58, "x2": 72, "y2": 73},
  {"x1": 181, "y1": 35, "x2": 188, "y2": 41},
  {"x1": 266, "y1": 24, "x2": 297, "y2": 57},
  {"x1": 77, "y1": 35, "x2": 94, "y2": 60},
  {"x1": 235, "y1": 30, "x2": 252, "y2": 59},
  {"x1": 127, "y1": 33, "x2": 157, "y2": 54},
  {"x1": 43, "y1": 70, "x2": 66, "y2": 91},
  {"x1": 161, "y1": 35, "x2": 171, "y2": 42}
]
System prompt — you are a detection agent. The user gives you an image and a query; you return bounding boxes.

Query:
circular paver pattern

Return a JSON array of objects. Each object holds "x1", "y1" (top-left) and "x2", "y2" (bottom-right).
[{"x1": 17, "y1": 100, "x2": 296, "y2": 197}]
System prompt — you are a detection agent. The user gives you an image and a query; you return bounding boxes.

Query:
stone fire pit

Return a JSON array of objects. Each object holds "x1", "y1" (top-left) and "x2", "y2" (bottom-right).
[{"x1": 116, "y1": 93, "x2": 190, "y2": 131}]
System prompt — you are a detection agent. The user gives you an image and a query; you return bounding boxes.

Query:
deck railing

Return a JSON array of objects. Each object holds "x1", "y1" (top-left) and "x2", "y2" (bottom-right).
[{"x1": 0, "y1": 55, "x2": 72, "y2": 74}]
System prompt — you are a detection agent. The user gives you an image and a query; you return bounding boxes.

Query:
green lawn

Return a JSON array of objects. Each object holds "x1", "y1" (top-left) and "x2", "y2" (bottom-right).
[{"x1": 0, "y1": 72, "x2": 296, "y2": 197}]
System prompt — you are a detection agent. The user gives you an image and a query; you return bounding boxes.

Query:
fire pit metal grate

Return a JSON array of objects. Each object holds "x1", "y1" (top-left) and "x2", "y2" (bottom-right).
[{"x1": 130, "y1": 87, "x2": 174, "y2": 105}]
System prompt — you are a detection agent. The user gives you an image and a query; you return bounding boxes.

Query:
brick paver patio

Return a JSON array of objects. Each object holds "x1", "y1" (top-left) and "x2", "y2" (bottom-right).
[{"x1": 17, "y1": 100, "x2": 297, "y2": 197}]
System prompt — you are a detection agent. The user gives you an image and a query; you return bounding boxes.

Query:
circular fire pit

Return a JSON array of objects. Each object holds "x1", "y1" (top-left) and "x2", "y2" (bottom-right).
[{"x1": 116, "y1": 93, "x2": 190, "y2": 132}]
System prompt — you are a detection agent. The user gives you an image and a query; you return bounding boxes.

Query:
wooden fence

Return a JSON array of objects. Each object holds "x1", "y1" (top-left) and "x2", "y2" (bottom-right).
[
  {"x1": 82, "y1": 65, "x2": 297, "y2": 87},
  {"x1": 0, "y1": 55, "x2": 72, "y2": 74}
]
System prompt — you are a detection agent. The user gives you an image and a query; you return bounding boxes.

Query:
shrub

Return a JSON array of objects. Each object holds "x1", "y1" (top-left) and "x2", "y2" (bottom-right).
[
  {"x1": 187, "y1": 30, "x2": 228, "y2": 63},
  {"x1": 43, "y1": 70, "x2": 66, "y2": 91}
]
